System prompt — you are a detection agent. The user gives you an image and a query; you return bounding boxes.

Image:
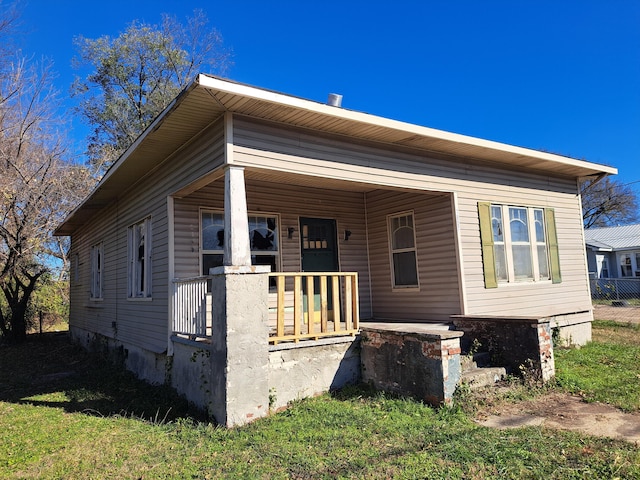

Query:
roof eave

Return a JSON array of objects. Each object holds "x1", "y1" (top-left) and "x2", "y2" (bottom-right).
[
  {"x1": 197, "y1": 74, "x2": 618, "y2": 178},
  {"x1": 55, "y1": 75, "x2": 619, "y2": 236}
]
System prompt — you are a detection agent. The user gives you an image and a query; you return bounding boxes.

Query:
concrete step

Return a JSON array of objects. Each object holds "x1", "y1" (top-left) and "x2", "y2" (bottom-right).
[
  {"x1": 460, "y1": 366, "x2": 507, "y2": 390},
  {"x1": 460, "y1": 351, "x2": 491, "y2": 372}
]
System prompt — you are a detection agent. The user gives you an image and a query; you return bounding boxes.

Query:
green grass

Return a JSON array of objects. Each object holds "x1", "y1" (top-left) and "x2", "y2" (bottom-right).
[
  {"x1": 1, "y1": 330, "x2": 639, "y2": 479},
  {"x1": 554, "y1": 320, "x2": 640, "y2": 412}
]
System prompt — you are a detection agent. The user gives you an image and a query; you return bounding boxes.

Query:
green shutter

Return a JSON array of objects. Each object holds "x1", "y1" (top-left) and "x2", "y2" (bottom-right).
[
  {"x1": 478, "y1": 202, "x2": 498, "y2": 288},
  {"x1": 545, "y1": 208, "x2": 562, "y2": 284}
]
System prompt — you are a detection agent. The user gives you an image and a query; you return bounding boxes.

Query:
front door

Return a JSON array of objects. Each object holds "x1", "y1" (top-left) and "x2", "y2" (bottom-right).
[{"x1": 300, "y1": 218, "x2": 339, "y2": 321}]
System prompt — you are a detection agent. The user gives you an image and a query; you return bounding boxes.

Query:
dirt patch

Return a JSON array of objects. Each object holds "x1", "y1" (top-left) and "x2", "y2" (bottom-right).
[
  {"x1": 593, "y1": 304, "x2": 640, "y2": 323},
  {"x1": 476, "y1": 391, "x2": 640, "y2": 444}
]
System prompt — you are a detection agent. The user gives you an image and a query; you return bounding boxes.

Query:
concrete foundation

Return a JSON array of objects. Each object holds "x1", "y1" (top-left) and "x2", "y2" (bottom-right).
[
  {"x1": 170, "y1": 338, "x2": 212, "y2": 411},
  {"x1": 268, "y1": 337, "x2": 360, "y2": 411},
  {"x1": 547, "y1": 311, "x2": 593, "y2": 346},
  {"x1": 69, "y1": 325, "x2": 167, "y2": 385},
  {"x1": 360, "y1": 326, "x2": 463, "y2": 405}
]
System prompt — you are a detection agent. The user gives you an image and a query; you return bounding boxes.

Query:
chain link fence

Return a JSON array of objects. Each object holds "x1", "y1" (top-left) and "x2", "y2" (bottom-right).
[
  {"x1": 590, "y1": 277, "x2": 640, "y2": 323},
  {"x1": 590, "y1": 277, "x2": 640, "y2": 303}
]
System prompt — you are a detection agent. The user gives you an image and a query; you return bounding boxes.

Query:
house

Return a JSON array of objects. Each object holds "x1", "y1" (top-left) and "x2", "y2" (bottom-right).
[
  {"x1": 585, "y1": 224, "x2": 640, "y2": 278},
  {"x1": 585, "y1": 224, "x2": 640, "y2": 301},
  {"x1": 55, "y1": 75, "x2": 616, "y2": 426}
]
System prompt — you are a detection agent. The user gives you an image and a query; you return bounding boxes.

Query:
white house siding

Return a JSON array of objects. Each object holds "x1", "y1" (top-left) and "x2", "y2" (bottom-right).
[
  {"x1": 230, "y1": 116, "x2": 593, "y2": 320},
  {"x1": 174, "y1": 179, "x2": 373, "y2": 319},
  {"x1": 69, "y1": 119, "x2": 226, "y2": 355},
  {"x1": 365, "y1": 190, "x2": 461, "y2": 322},
  {"x1": 457, "y1": 187, "x2": 591, "y2": 317}
]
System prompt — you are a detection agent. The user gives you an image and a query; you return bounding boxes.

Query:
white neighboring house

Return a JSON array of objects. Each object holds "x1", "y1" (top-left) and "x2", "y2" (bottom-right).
[{"x1": 585, "y1": 224, "x2": 640, "y2": 279}]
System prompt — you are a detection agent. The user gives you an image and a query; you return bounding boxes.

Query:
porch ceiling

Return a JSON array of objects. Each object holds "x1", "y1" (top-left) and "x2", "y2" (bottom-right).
[{"x1": 56, "y1": 74, "x2": 616, "y2": 236}]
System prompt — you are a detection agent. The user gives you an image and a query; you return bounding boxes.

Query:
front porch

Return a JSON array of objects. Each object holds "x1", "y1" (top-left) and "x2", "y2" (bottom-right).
[{"x1": 164, "y1": 166, "x2": 559, "y2": 426}]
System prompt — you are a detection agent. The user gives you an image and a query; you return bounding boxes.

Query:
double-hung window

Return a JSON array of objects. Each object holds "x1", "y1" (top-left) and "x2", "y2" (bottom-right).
[
  {"x1": 128, "y1": 217, "x2": 152, "y2": 298},
  {"x1": 387, "y1": 212, "x2": 419, "y2": 289},
  {"x1": 90, "y1": 243, "x2": 103, "y2": 300},
  {"x1": 619, "y1": 252, "x2": 640, "y2": 277},
  {"x1": 200, "y1": 210, "x2": 280, "y2": 275},
  {"x1": 479, "y1": 203, "x2": 560, "y2": 287}
]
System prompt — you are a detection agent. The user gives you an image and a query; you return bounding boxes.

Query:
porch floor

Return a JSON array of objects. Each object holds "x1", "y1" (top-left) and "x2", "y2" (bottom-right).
[{"x1": 360, "y1": 320, "x2": 455, "y2": 334}]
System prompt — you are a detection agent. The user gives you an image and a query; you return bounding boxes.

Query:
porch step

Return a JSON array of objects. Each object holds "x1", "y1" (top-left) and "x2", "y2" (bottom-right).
[
  {"x1": 460, "y1": 366, "x2": 507, "y2": 390},
  {"x1": 460, "y1": 351, "x2": 506, "y2": 390},
  {"x1": 460, "y1": 351, "x2": 491, "y2": 372}
]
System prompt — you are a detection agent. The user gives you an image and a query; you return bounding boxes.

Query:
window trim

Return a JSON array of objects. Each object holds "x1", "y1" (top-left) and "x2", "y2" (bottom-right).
[
  {"x1": 387, "y1": 210, "x2": 420, "y2": 290},
  {"x1": 89, "y1": 242, "x2": 103, "y2": 301},
  {"x1": 199, "y1": 208, "x2": 281, "y2": 275},
  {"x1": 127, "y1": 216, "x2": 152, "y2": 299},
  {"x1": 478, "y1": 203, "x2": 560, "y2": 288}
]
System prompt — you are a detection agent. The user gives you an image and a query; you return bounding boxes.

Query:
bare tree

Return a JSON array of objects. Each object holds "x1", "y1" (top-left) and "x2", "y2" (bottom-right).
[
  {"x1": 0, "y1": 58, "x2": 92, "y2": 343},
  {"x1": 581, "y1": 177, "x2": 639, "y2": 229},
  {"x1": 71, "y1": 9, "x2": 231, "y2": 175}
]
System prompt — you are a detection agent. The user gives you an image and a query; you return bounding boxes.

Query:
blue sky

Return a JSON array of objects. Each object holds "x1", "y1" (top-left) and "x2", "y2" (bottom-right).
[{"x1": 17, "y1": 0, "x2": 640, "y2": 194}]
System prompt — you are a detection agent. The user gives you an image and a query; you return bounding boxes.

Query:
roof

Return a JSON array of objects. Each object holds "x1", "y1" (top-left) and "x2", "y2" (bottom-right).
[
  {"x1": 584, "y1": 224, "x2": 640, "y2": 251},
  {"x1": 55, "y1": 74, "x2": 618, "y2": 236}
]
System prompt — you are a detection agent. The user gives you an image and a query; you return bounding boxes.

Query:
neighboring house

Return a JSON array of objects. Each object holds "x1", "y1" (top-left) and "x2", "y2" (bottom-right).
[
  {"x1": 584, "y1": 224, "x2": 640, "y2": 302},
  {"x1": 585, "y1": 224, "x2": 640, "y2": 278},
  {"x1": 55, "y1": 75, "x2": 616, "y2": 426}
]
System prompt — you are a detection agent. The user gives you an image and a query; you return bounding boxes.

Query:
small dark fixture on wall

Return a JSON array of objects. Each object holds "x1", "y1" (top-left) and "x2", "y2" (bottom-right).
[
  {"x1": 344, "y1": 230, "x2": 352, "y2": 241},
  {"x1": 288, "y1": 227, "x2": 295, "y2": 239}
]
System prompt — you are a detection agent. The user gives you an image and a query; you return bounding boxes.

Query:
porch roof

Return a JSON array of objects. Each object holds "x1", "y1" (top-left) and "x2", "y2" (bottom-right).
[{"x1": 55, "y1": 74, "x2": 617, "y2": 236}]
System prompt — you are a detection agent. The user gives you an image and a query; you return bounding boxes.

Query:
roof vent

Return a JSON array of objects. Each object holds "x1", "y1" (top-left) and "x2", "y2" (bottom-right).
[{"x1": 327, "y1": 93, "x2": 343, "y2": 107}]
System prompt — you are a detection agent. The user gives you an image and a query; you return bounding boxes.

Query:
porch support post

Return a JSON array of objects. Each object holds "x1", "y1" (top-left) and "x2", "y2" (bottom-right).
[
  {"x1": 209, "y1": 268, "x2": 270, "y2": 427},
  {"x1": 223, "y1": 165, "x2": 251, "y2": 267}
]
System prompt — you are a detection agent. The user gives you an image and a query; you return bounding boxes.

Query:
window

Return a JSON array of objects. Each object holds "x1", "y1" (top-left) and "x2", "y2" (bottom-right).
[
  {"x1": 90, "y1": 243, "x2": 103, "y2": 300},
  {"x1": 128, "y1": 217, "x2": 152, "y2": 298},
  {"x1": 200, "y1": 210, "x2": 279, "y2": 275},
  {"x1": 479, "y1": 203, "x2": 560, "y2": 287},
  {"x1": 600, "y1": 257, "x2": 610, "y2": 278},
  {"x1": 618, "y1": 252, "x2": 640, "y2": 277},
  {"x1": 388, "y1": 212, "x2": 419, "y2": 288}
]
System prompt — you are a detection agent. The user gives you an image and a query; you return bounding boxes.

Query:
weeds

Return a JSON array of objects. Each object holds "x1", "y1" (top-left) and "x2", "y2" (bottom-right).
[{"x1": 0, "y1": 327, "x2": 639, "y2": 478}]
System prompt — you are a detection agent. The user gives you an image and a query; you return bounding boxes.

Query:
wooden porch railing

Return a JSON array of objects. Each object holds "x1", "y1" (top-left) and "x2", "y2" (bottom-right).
[
  {"x1": 171, "y1": 272, "x2": 360, "y2": 345},
  {"x1": 268, "y1": 272, "x2": 359, "y2": 345},
  {"x1": 172, "y1": 276, "x2": 211, "y2": 339}
]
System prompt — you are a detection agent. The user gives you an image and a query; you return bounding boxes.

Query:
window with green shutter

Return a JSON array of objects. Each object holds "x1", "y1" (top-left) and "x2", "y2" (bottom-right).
[{"x1": 478, "y1": 203, "x2": 561, "y2": 286}]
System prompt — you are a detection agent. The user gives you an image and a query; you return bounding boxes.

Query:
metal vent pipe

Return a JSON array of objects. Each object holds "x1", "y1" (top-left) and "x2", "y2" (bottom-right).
[{"x1": 327, "y1": 93, "x2": 343, "y2": 107}]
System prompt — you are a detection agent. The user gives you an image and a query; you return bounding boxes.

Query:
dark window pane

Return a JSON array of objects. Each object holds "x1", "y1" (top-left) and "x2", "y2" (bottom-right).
[
  {"x1": 202, "y1": 254, "x2": 223, "y2": 275},
  {"x1": 393, "y1": 251, "x2": 418, "y2": 286}
]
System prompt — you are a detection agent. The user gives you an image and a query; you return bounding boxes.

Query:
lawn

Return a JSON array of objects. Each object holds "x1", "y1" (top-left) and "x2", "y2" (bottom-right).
[
  {"x1": 555, "y1": 320, "x2": 640, "y2": 412},
  {"x1": 0, "y1": 327, "x2": 639, "y2": 479}
]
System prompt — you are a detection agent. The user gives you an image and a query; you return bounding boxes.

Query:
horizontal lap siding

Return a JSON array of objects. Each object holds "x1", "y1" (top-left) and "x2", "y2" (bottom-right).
[
  {"x1": 366, "y1": 190, "x2": 461, "y2": 321},
  {"x1": 70, "y1": 120, "x2": 225, "y2": 353},
  {"x1": 457, "y1": 190, "x2": 591, "y2": 316},
  {"x1": 175, "y1": 180, "x2": 373, "y2": 319},
  {"x1": 232, "y1": 117, "x2": 576, "y2": 197},
  {"x1": 69, "y1": 201, "x2": 119, "y2": 338},
  {"x1": 232, "y1": 117, "x2": 591, "y2": 319}
]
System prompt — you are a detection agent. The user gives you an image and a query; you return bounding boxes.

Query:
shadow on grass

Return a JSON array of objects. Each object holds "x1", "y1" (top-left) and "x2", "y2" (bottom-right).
[{"x1": 0, "y1": 332, "x2": 207, "y2": 423}]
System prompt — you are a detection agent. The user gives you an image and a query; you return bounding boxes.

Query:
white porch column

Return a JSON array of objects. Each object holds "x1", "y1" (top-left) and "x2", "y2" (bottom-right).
[{"x1": 223, "y1": 165, "x2": 251, "y2": 267}]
